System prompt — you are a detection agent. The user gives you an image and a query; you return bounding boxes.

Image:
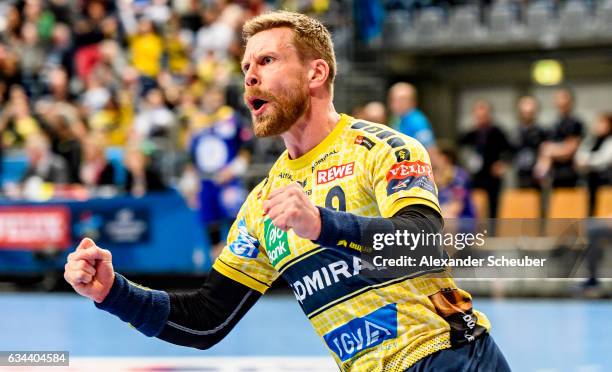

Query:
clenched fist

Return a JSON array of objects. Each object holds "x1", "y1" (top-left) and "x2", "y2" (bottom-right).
[
  {"x1": 64, "y1": 238, "x2": 115, "y2": 303},
  {"x1": 262, "y1": 182, "x2": 321, "y2": 240}
]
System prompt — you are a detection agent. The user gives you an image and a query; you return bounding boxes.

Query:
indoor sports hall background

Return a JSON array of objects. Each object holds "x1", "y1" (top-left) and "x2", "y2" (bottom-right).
[{"x1": 0, "y1": 0, "x2": 611, "y2": 371}]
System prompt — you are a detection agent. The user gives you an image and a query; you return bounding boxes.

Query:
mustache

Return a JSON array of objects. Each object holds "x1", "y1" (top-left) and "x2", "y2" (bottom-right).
[{"x1": 243, "y1": 88, "x2": 276, "y2": 103}]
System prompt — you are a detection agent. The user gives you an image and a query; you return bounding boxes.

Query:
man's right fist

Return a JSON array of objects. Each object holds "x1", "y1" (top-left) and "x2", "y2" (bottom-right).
[{"x1": 64, "y1": 238, "x2": 115, "y2": 303}]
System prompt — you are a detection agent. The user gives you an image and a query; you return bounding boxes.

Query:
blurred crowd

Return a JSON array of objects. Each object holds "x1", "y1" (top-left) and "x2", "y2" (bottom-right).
[
  {"x1": 1, "y1": 0, "x2": 610, "y2": 258},
  {"x1": 0, "y1": 0, "x2": 222, "y2": 196},
  {"x1": 355, "y1": 84, "x2": 612, "y2": 220},
  {"x1": 0, "y1": 0, "x2": 340, "y2": 256}
]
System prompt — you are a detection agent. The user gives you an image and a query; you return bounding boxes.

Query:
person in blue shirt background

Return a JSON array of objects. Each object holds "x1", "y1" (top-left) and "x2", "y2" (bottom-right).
[
  {"x1": 433, "y1": 142, "x2": 476, "y2": 221},
  {"x1": 188, "y1": 87, "x2": 252, "y2": 258},
  {"x1": 433, "y1": 141, "x2": 478, "y2": 241},
  {"x1": 387, "y1": 82, "x2": 437, "y2": 154}
]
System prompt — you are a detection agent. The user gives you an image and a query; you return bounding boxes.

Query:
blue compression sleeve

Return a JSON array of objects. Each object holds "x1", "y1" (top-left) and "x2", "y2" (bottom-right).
[
  {"x1": 94, "y1": 273, "x2": 170, "y2": 337},
  {"x1": 314, "y1": 206, "x2": 394, "y2": 251},
  {"x1": 313, "y1": 204, "x2": 443, "y2": 253}
]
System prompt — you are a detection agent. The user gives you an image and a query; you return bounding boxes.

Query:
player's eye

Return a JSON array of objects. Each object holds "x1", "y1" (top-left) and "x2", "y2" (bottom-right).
[
  {"x1": 262, "y1": 56, "x2": 274, "y2": 65},
  {"x1": 242, "y1": 64, "x2": 250, "y2": 74}
]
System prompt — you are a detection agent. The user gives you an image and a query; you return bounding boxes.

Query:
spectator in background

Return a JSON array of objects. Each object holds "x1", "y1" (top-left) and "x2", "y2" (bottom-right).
[
  {"x1": 47, "y1": 0, "x2": 73, "y2": 25},
  {"x1": 515, "y1": 95, "x2": 547, "y2": 189},
  {"x1": 79, "y1": 133, "x2": 115, "y2": 188},
  {"x1": 194, "y1": 6, "x2": 232, "y2": 60},
  {"x1": 100, "y1": 12, "x2": 121, "y2": 41},
  {"x1": 244, "y1": 0, "x2": 274, "y2": 18},
  {"x1": 164, "y1": 15, "x2": 191, "y2": 76},
  {"x1": 583, "y1": 219, "x2": 612, "y2": 294},
  {"x1": 188, "y1": 86, "x2": 251, "y2": 258},
  {"x1": 177, "y1": 0, "x2": 204, "y2": 34},
  {"x1": 73, "y1": 0, "x2": 107, "y2": 81},
  {"x1": 22, "y1": 0, "x2": 50, "y2": 36},
  {"x1": 41, "y1": 66, "x2": 74, "y2": 107},
  {"x1": 118, "y1": 0, "x2": 164, "y2": 91},
  {"x1": 21, "y1": 133, "x2": 69, "y2": 185},
  {"x1": 459, "y1": 100, "x2": 512, "y2": 219},
  {"x1": 0, "y1": 43, "x2": 21, "y2": 103},
  {"x1": 133, "y1": 88, "x2": 176, "y2": 141},
  {"x1": 17, "y1": 22, "x2": 45, "y2": 98},
  {"x1": 143, "y1": 0, "x2": 172, "y2": 27},
  {"x1": 36, "y1": 67, "x2": 86, "y2": 139},
  {"x1": 156, "y1": 70, "x2": 184, "y2": 109},
  {"x1": 0, "y1": 0, "x2": 344, "y2": 203},
  {"x1": 3, "y1": 4, "x2": 23, "y2": 47},
  {"x1": 575, "y1": 113, "x2": 612, "y2": 215},
  {"x1": 44, "y1": 22, "x2": 73, "y2": 74},
  {"x1": 80, "y1": 72, "x2": 112, "y2": 118},
  {"x1": 96, "y1": 40, "x2": 129, "y2": 90},
  {"x1": 433, "y1": 142, "x2": 476, "y2": 220},
  {"x1": 45, "y1": 114, "x2": 82, "y2": 184},
  {"x1": 88, "y1": 95, "x2": 129, "y2": 146},
  {"x1": 0, "y1": 87, "x2": 41, "y2": 148},
  {"x1": 353, "y1": 0, "x2": 385, "y2": 43},
  {"x1": 115, "y1": 66, "x2": 142, "y2": 140},
  {"x1": 124, "y1": 145, "x2": 167, "y2": 197},
  {"x1": 356, "y1": 101, "x2": 387, "y2": 124},
  {"x1": 534, "y1": 88, "x2": 584, "y2": 187},
  {"x1": 387, "y1": 82, "x2": 438, "y2": 158}
]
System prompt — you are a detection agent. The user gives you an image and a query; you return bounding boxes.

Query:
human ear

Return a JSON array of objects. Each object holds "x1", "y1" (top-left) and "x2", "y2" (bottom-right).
[{"x1": 307, "y1": 59, "x2": 329, "y2": 89}]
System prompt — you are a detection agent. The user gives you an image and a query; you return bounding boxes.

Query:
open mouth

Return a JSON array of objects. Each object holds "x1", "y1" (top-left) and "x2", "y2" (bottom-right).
[
  {"x1": 252, "y1": 98, "x2": 267, "y2": 110},
  {"x1": 247, "y1": 96, "x2": 269, "y2": 115}
]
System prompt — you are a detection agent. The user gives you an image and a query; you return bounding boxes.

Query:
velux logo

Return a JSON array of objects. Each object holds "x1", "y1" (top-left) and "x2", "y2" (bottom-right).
[
  {"x1": 386, "y1": 160, "x2": 432, "y2": 182},
  {"x1": 317, "y1": 162, "x2": 355, "y2": 184}
]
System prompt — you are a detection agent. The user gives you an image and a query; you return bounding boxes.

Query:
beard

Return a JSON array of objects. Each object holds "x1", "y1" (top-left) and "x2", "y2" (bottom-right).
[{"x1": 245, "y1": 79, "x2": 310, "y2": 137}]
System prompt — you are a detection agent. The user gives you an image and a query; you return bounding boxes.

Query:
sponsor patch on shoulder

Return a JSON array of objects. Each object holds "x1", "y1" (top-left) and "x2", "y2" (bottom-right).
[
  {"x1": 354, "y1": 135, "x2": 375, "y2": 150},
  {"x1": 228, "y1": 219, "x2": 260, "y2": 258},
  {"x1": 394, "y1": 148, "x2": 410, "y2": 162},
  {"x1": 386, "y1": 160, "x2": 436, "y2": 196}
]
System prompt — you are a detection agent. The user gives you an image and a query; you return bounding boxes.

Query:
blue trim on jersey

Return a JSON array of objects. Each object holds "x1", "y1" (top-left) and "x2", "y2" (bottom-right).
[{"x1": 283, "y1": 248, "x2": 386, "y2": 317}]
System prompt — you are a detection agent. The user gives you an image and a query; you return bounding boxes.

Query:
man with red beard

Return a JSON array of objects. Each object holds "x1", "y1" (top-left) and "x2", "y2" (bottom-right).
[{"x1": 65, "y1": 11, "x2": 509, "y2": 371}]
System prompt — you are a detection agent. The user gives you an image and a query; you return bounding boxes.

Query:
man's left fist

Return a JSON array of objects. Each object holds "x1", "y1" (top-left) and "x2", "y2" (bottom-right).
[{"x1": 263, "y1": 182, "x2": 321, "y2": 240}]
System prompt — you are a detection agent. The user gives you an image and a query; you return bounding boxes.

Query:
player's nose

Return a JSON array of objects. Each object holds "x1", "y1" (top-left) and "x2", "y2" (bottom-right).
[{"x1": 244, "y1": 67, "x2": 259, "y2": 87}]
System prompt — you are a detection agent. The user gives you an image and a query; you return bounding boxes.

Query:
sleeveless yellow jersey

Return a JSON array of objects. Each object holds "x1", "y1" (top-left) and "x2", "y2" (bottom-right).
[{"x1": 212, "y1": 114, "x2": 491, "y2": 371}]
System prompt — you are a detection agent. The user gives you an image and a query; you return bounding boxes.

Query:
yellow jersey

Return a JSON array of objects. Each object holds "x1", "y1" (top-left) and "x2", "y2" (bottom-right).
[
  {"x1": 129, "y1": 33, "x2": 163, "y2": 77},
  {"x1": 213, "y1": 114, "x2": 490, "y2": 371}
]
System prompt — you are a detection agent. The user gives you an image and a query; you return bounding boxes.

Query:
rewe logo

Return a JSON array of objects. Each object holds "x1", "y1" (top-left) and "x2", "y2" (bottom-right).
[
  {"x1": 323, "y1": 303, "x2": 398, "y2": 361},
  {"x1": 317, "y1": 162, "x2": 355, "y2": 184}
]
